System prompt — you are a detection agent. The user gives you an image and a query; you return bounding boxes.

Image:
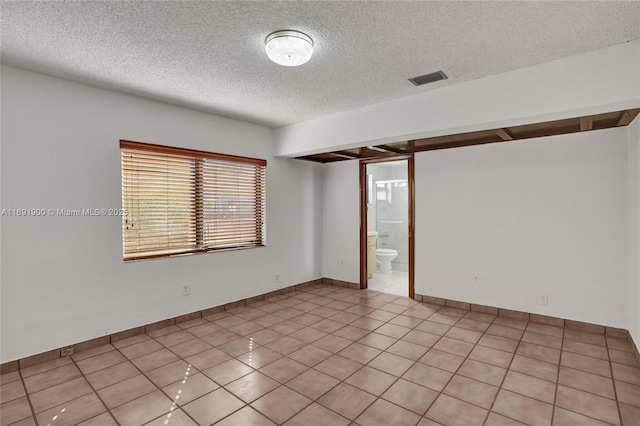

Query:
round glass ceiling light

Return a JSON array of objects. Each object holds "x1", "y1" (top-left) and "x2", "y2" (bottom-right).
[{"x1": 265, "y1": 30, "x2": 314, "y2": 67}]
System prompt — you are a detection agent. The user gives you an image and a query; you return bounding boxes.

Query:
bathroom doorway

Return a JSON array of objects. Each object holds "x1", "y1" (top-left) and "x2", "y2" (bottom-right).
[{"x1": 360, "y1": 156, "x2": 414, "y2": 298}]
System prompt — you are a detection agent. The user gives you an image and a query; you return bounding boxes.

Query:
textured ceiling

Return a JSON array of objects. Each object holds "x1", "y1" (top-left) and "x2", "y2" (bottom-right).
[{"x1": 2, "y1": 1, "x2": 640, "y2": 128}]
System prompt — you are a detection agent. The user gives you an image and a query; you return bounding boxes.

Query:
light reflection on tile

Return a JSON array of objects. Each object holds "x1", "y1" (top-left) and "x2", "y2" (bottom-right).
[
  {"x1": 6, "y1": 284, "x2": 640, "y2": 426},
  {"x1": 159, "y1": 364, "x2": 193, "y2": 426}
]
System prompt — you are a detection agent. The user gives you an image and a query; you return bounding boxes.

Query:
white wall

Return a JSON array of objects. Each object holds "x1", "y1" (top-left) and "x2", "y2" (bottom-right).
[
  {"x1": 321, "y1": 161, "x2": 360, "y2": 283},
  {"x1": 276, "y1": 40, "x2": 640, "y2": 158},
  {"x1": 320, "y1": 128, "x2": 630, "y2": 329},
  {"x1": 319, "y1": 134, "x2": 637, "y2": 333},
  {"x1": 0, "y1": 66, "x2": 322, "y2": 362},
  {"x1": 629, "y1": 118, "x2": 640, "y2": 344},
  {"x1": 415, "y1": 128, "x2": 629, "y2": 328}
]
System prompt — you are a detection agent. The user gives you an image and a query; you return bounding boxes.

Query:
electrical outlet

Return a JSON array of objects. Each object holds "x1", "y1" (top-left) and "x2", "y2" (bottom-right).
[
  {"x1": 275, "y1": 274, "x2": 280, "y2": 282},
  {"x1": 539, "y1": 294, "x2": 549, "y2": 305},
  {"x1": 183, "y1": 285, "x2": 190, "y2": 296},
  {"x1": 340, "y1": 260, "x2": 344, "y2": 267},
  {"x1": 60, "y1": 347, "x2": 74, "y2": 357}
]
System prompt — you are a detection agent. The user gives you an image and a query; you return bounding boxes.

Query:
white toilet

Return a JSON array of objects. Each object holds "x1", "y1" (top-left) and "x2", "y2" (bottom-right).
[{"x1": 376, "y1": 248, "x2": 398, "y2": 274}]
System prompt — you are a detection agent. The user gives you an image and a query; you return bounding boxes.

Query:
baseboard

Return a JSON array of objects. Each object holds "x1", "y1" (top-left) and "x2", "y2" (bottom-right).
[
  {"x1": 631, "y1": 333, "x2": 640, "y2": 366},
  {"x1": 320, "y1": 277, "x2": 360, "y2": 289},
  {"x1": 2, "y1": 280, "x2": 637, "y2": 375},
  {"x1": 0, "y1": 278, "x2": 322, "y2": 374},
  {"x1": 414, "y1": 292, "x2": 629, "y2": 338}
]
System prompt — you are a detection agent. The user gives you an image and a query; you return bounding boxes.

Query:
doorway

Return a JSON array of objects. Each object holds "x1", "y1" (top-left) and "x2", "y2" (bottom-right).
[{"x1": 360, "y1": 156, "x2": 414, "y2": 298}]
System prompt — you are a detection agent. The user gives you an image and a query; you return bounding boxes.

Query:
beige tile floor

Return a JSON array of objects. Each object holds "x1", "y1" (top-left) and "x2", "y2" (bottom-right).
[
  {"x1": 2, "y1": 284, "x2": 640, "y2": 426},
  {"x1": 367, "y1": 271, "x2": 408, "y2": 297}
]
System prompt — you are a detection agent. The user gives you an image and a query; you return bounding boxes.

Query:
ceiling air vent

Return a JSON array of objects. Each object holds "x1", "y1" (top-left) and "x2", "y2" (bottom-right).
[{"x1": 408, "y1": 70, "x2": 448, "y2": 86}]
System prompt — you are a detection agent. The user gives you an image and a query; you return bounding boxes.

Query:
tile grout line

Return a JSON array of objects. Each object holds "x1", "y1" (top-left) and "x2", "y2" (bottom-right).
[
  {"x1": 17, "y1": 367, "x2": 40, "y2": 426},
  {"x1": 515, "y1": 326, "x2": 624, "y2": 424},
  {"x1": 557, "y1": 342, "x2": 630, "y2": 423},
  {"x1": 392, "y1": 305, "x2": 499, "y2": 422},
  {"x1": 29, "y1": 349, "x2": 155, "y2": 425},
  {"x1": 19, "y1": 355, "x2": 120, "y2": 425},
  {"x1": 480, "y1": 321, "x2": 576, "y2": 421},
  {"x1": 152, "y1": 318, "x2": 267, "y2": 425},
  {"x1": 0, "y1": 300, "x2": 544, "y2": 422},
  {"x1": 67, "y1": 355, "x2": 121, "y2": 426},
  {"x1": 212, "y1": 309, "x2": 331, "y2": 424},
  {"x1": 480, "y1": 313, "x2": 516, "y2": 426},
  {"x1": 280, "y1": 352, "x2": 370, "y2": 423},
  {"x1": 348, "y1": 301, "x2": 431, "y2": 424},
  {"x1": 4, "y1": 281, "x2": 632, "y2": 375},
  {"x1": 343, "y1": 299, "x2": 443, "y2": 424},
  {"x1": 426, "y1": 311, "x2": 494, "y2": 425},
  {"x1": 213, "y1": 288, "x2": 383, "y2": 425},
  {"x1": 516, "y1": 327, "x2": 621, "y2": 424},
  {"x1": 176, "y1": 287, "x2": 368, "y2": 425},
  {"x1": 9, "y1": 286, "x2": 639, "y2": 426},
  {"x1": 606, "y1": 334, "x2": 625, "y2": 426},
  {"x1": 271, "y1": 297, "x2": 424, "y2": 424},
  {"x1": 14, "y1": 304, "x2": 491, "y2": 426},
  {"x1": 2, "y1": 281, "x2": 322, "y2": 375},
  {"x1": 460, "y1": 315, "x2": 628, "y2": 417},
  {"x1": 295, "y1": 299, "x2": 414, "y2": 424},
  {"x1": 227, "y1": 371, "x2": 317, "y2": 425},
  {"x1": 73, "y1": 330, "x2": 202, "y2": 425},
  {"x1": 7, "y1": 292, "x2": 440, "y2": 424},
  {"x1": 134, "y1": 325, "x2": 213, "y2": 426},
  {"x1": 286, "y1": 299, "x2": 629, "y2": 426},
  {"x1": 105, "y1": 343, "x2": 170, "y2": 424},
  {"x1": 549, "y1": 322, "x2": 565, "y2": 426},
  {"x1": 377, "y1": 307, "x2": 538, "y2": 421}
]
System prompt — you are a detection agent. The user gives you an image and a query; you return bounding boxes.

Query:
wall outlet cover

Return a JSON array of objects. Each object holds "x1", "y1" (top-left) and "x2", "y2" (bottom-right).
[{"x1": 60, "y1": 347, "x2": 74, "y2": 357}]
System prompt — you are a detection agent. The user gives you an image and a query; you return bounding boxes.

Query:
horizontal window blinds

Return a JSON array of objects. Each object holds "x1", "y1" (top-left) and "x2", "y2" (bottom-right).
[{"x1": 120, "y1": 140, "x2": 266, "y2": 261}]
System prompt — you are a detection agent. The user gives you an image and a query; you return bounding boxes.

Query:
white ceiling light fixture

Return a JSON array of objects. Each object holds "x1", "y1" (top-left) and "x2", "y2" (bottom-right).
[{"x1": 265, "y1": 30, "x2": 314, "y2": 67}]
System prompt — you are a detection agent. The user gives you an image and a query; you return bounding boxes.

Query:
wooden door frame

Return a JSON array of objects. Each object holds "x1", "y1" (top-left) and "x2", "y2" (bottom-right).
[{"x1": 359, "y1": 155, "x2": 415, "y2": 299}]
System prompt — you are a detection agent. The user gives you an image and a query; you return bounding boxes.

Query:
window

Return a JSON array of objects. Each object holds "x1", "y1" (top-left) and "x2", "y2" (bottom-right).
[{"x1": 120, "y1": 140, "x2": 266, "y2": 260}]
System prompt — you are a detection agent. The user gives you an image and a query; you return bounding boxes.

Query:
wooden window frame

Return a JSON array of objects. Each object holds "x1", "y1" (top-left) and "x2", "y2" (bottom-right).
[{"x1": 120, "y1": 140, "x2": 266, "y2": 261}]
